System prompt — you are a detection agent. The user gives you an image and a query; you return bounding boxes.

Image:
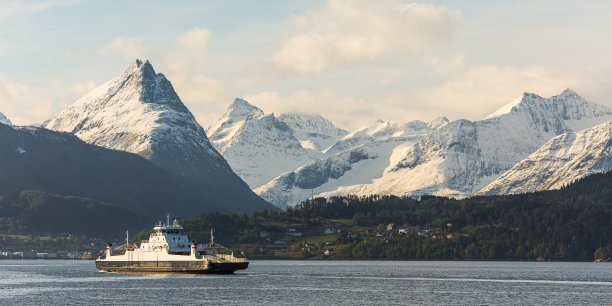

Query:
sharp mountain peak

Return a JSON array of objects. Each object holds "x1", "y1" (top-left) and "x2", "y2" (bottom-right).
[{"x1": 0, "y1": 112, "x2": 11, "y2": 126}]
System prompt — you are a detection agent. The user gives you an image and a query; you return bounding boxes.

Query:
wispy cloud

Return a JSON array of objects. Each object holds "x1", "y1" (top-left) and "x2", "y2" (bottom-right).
[
  {"x1": 243, "y1": 88, "x2": 373, "y2": 130},
  {"x1": 411, "y1": 65, "x2": 612, "y2": 120},
  {"x1": 96, "y1": 28, "x2": 231, "y2": 127},
  {"x1": 0, "y1": 75, "x2": 54, "y2": 125},
  {"x1": 270, "y1": 0, "x2": 461, "y2": 75},
  {"x1": 97, "y1": 37, "x2": 152, "y2": 60},
  {"x1": 70, "y1": 80, "x2": 96, "y2": 95},
  {"x1": 240, "y1": 65, "x2": 612, "y2": 130},
  {"x1": 161, "y1": 28, "x2": 231, "y2": 108},
  {"x1": 0, "y1": 0, "x2": 81, "y2": 19}
]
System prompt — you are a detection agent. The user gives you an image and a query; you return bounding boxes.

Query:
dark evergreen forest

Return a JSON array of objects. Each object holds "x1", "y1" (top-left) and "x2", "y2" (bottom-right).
[{"x1": 180, "y1": 171, "x2": 612, "y2": 261}]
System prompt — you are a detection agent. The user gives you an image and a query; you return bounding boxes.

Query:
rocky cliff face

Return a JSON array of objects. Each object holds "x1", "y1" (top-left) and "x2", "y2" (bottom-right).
[{"x1": 476, "y1": 120, "x2": 612, "y2": 195}]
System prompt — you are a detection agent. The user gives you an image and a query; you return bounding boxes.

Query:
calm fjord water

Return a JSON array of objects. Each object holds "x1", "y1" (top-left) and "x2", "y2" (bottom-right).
[{"x1": 1, "y1": 260, "x2": 611, "y2": 305}]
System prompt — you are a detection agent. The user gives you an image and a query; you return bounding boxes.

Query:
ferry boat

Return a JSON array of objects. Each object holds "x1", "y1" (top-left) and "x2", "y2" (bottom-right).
[{"x1": 96, "y1": 216, "x2": 248, "y2": 274}]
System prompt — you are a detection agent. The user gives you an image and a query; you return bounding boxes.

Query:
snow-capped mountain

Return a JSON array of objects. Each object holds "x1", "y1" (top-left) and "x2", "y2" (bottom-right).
[
  {"x1": 42, "y1": 60, "x2": 273, "y2": 214},
  {"x1": 323, "y1": 120, "x2": 401, "y2": 155},
  {"x1": 278, "y1": 113, "x2": 348, "y2": 152},
  {"x1": 208, "y1": 98, "x2": 264, "y2": 152},
  {"x1": 256, "y1": 89, "x2": 612, "y2": 208},
  {"x1": 254, "y1": 117, "x2": 447, "y2": 208},
  {"x1": 0, "y1": 112, "x2": 11, "y2": 126},
  {"x1": 209, "y1": 99, "x2": 323, "y2": 188},
  {"x1": 476, "y1": 120, "x2": 612, "y2": 195},
  {"x1": 323, "y1": 118, "x2": 446, "y2": 155},
  {"x1": 254, "y1": 136, "x2": 421, "y2": 208}
]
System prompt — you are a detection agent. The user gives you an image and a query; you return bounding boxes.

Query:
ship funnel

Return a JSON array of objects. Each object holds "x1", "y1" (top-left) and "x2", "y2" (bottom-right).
[{"x1": 191, "y1": 241, "x2": 198, "y2": 258}]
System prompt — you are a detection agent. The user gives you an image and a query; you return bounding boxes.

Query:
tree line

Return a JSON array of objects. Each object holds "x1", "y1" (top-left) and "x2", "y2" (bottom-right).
[{"x1": 179, "y1": 171, "x2": 612, "y2": 261}]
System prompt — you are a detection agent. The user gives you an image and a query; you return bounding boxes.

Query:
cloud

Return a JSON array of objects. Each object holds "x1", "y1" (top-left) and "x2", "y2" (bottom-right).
[
  {"x1": 372, "y1": 53, "x2": 465, "y2": 85},
  {"x1": 97, "y1": 28, "x2": 227, "y2": 128},
  {"x1": 243, "y1": 89, "x2": 374, "y2": 130},
  {"x1": 70, "y1": 80, "x2": 96, "y2": 95},
  {"x1": 176, "y1": 28, "x2": 210, "y2": 63},
  {"x1": 271, "y1": 0, "x2": 460, "y2": 75},
  {"x1": 411, "y1": 65, "x2": 612, "y2": 120},
  {"x1": 164, "y1": 27, "x2": 211, "y2": 75},
  {"x1": 98, "y1": 37, "x2": 152, "y2": 60},
  {"x1": 0, "y1": 0, "x2": 81, "y2": 19},
  {"x1": 240, "y1": 88, "x2": 447, "y2": 131},
  {"x1": 159, "y1": 27, "x2": 232, "y2": 127},
  {"x1": 0, "y1": 75, "x2": 53, "y2": 125},
  {"x1": 240, "y1": 65, "x2": 612, "y2": 131},
  {"x1": 97, "y1": 27, "x2": 226, "y2": 101},
  {"x1": 174, "y1": 75, "x2": 232, "y2": 128},
  {"x1": 424, "y1": 54, "x2": 466, "y2": 76}
]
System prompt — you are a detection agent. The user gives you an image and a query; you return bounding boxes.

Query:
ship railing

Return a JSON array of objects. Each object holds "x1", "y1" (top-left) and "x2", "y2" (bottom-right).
[
  {"x1": 141, "y1": 240, "x2": 148, "y2": 244},
  {"x1": 216, "y1": 253, "x2": 247, "y2": 262}
]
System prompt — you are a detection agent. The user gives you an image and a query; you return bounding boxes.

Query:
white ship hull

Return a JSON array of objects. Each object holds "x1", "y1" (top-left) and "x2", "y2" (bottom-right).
[
  {"x1": 96, "y1": 217, "x2": 248, "y2": 274},
  {"x1": 96, "y1": 258, "x2": 248, "y2": 274}
]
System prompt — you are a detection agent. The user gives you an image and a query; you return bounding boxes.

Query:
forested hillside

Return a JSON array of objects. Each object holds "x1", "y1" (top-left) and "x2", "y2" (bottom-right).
[
  {"x1": 179, "y1": 171, "x2": 612, "y2": 261},
  {"x1": 0, "y1": 190, "x2": 150, "y2": 237}
]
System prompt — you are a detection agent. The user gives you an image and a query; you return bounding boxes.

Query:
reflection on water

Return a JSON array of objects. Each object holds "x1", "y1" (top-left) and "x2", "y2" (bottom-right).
[{"x1": 1, "y1": 260, "x2": 611, "y2": 304}]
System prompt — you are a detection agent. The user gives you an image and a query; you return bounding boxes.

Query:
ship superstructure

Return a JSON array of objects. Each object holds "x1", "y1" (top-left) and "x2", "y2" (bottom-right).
[{"x1": 96, "y1": 216, "x2": 248, "y2": 274}]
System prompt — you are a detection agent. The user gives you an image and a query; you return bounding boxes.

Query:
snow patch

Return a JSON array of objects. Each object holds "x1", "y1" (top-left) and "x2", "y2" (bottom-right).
[
  {"x1": 300, "y1": 140, "x2": 317, "y2": 150},
  {"x1": 564, "y1": 114, "x2": 612, "y2": 132},
  {"x1": 0, "y1": 112, "x2": 11, "y2": 126},
  {"x1": 485, "y1": 96, "x2": 523, "y2": 119}
]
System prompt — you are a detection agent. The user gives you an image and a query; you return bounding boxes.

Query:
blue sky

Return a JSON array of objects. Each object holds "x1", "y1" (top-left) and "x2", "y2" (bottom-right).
[{"x1": 1, "y1": 0, "x2": 611, "y2": 129}]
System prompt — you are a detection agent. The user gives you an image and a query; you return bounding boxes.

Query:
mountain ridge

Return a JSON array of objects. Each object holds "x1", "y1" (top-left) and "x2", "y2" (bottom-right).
[
  {"x1": 278, "y1": 113, "x2": 348, "y2": 152},
  {"x1": 208, "y1": 98, "x2": 347, "y2": 188},
  {"x1": 0, "y1": 112, "x2": 11, "y2": 126},
  {"x1": 255, "y1": 89, "x2": 612, "y2": 208},
  {"x1": 476, "y1": 120, "x2": 612, "y2": 195},
  {"x1": 42, "y1": 60, "x2": 274, "y2": 214}
]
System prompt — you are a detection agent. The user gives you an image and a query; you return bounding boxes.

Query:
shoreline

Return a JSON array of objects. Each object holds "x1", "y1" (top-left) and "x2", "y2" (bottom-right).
[{"x1": 1, "y1": 257, "x2": 607, "y2": 263}]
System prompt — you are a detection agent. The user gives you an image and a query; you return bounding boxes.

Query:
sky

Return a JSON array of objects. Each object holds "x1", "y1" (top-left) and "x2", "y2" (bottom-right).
[{"x1": 1, "y1": 0, "x2": 611, "y2": 130}]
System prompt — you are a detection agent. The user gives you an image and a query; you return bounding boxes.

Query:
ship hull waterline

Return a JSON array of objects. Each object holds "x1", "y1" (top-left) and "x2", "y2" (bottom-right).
[{"x1": 96, "y1": 261, "x2": 248, "y2": 274}]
